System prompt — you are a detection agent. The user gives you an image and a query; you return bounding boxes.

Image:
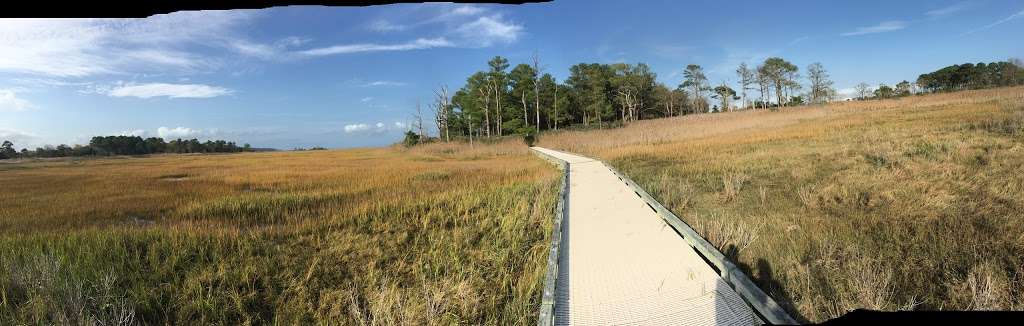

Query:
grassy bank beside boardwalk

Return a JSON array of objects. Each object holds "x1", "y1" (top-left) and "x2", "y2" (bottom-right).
[
  {"x1": 539, "y1": 87, "x2": 1024, "y2": 322},
  {"x1": 1, "y1": 141, "x2": 558, "y2": 325}
]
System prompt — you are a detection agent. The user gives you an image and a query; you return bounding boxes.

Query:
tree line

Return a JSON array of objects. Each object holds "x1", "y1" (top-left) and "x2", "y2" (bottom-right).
[
  {"x1": 409, "y1": 56, "x2": 1024, "y2": 142},
  {"x1": 851, "y1": 59, "x2": 1024, "y2": 100},
  {"x1": 916, "y1": 60, "x2": 1024, "y2": 92},
  {"x1": 0, "y1": 136, "x2": 252, "y2": 160},
  {"x1": 411, "y1": 55, "x2": 839, "y2": 143}
]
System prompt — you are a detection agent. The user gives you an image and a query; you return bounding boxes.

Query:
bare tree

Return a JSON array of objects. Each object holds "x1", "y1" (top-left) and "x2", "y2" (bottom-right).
[
  {"x1": 736, "y1": 62, "x2": 755, "y2": 110},
  {"x1": 521, "y1": 89, "x2": 529, "y2": 129},
  {"x1": 476, "y1": 82, "x2": 492, "y2": 138},
  {"x1": 855, "y1": 82, "x2": 872, "y2": 100},
  {"x1": 807, "y1": 63, "x2": 833, "y2": 104},
  {"x1": 616, "y1": 86, "x2": 639, "y2": 122},
  {"x1": 414, "y1": 99, "x2": 425, "y2": 139},
  {"x1": 432, "y1": 85, "x2": 451, "y2": 142}
]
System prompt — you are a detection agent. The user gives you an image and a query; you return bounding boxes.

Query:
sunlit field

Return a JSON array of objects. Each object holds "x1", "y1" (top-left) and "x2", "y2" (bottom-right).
[
  {"x1": 0, "y1": 140, "x2": 557, "y2": 324},
  {"x1": 539, "y1": 86, "x2": 1024, "y2": 322}
]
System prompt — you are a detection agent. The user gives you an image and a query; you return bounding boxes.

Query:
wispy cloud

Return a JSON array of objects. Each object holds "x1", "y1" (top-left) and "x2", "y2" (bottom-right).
[
  {"x1": 368, "y1": 20, "x2": 408, "y2": 32},
  {"x1": 0, "y1": 129, "x2": 40, "y2": 148},
  {"x1": 243, "y1": 6, "x2": 522, "y2": 59},
  {"x1": 360, "y1": 97, "x2": 373, "y2": 102},
  {"x1": 925, "y1": 2, "x2": 972, "y2": 18},
  {"x1": 106, "y1": 83, "x2": 233, "y2": 99},
  {"x1": 423, "y1": 4, "x2": 488, "y2": 24},
  {"x1": 961, "y1": 9, "x2": 1024, "y2": 36},
  {"x1": 361, "y1": 80, "x2": 407, "y2": 87},
  {"x1": 363, "y1": 4, "x2": 522, "y2": 49},
  {"x1": 299, "y1": 37, "x2": 454, "y2": 56},
  {"x1": 0, "y1": 89, "x2": 33, "y2": 111},
  {"x1": 841, "y1": 20, "x2": 908, "y2": 36},
  {"x1": 450, "y1": 5, "x2": 485, "y2": 17},
  {"x1": 0, "y1": 12, "x2": 260, "y2": 78},
  {"x1": 788, "y1": 36, "x2": 810, "y2": 46},
  {"x1": 0, "y1": 6, "x2": 525, "y2": 80}
]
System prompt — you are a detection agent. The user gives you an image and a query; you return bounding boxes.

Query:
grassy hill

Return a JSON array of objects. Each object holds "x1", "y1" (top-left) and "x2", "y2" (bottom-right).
[
  {"x1": 540, "y1": 86, "x2": 1024, "y2": 322},
  {"x1": 0, "y1": 142, "x2": 557, "y2": 324}
]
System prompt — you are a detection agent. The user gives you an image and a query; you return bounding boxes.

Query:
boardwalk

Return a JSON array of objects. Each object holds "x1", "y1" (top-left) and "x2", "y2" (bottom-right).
[{"x1": 533, "y1": 147, "x2": 760, "y2": 326}]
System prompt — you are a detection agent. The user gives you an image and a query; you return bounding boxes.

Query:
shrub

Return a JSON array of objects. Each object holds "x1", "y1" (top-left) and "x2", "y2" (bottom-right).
[
  {"x1": 402, "y1": 131, "x2": 421, "y2": 147},
  {"x1": 522, "y1": 131, "x2": 537, "y2": 147}
]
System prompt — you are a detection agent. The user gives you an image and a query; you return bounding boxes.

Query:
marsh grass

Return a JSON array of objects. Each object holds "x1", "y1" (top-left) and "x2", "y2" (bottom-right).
[
  {"x1": 1, "y1": 145, "x2": 557, "y2": 324},
  {"x1": 540, "y1": 86, "x2": 1024, "y2": 322}
]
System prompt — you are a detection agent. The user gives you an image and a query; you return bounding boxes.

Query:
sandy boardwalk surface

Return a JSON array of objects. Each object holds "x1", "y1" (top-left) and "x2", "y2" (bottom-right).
[{"x1": 533, "y1": 147, "x2": 759, "y2": 326}]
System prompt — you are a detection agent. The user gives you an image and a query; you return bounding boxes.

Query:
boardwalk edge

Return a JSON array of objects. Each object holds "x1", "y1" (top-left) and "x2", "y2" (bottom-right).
[{"x1": 530, "y1": 147, "x2": 568, "y2": 326}]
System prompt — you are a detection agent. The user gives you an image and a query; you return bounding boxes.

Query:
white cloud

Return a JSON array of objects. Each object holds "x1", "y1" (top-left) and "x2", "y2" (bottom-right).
[
  {"x1": 299, "y1": 37, "x2": 454, "y2": 56},
  {"x1": 0, "y1": 12, "x2": 259, "y2": 77},
  {"x1": 451, "y1": 5, "x2": 485, "y2": 17},
  {"x1": 835, "y1": 87, "x2": 859, "y2": 100},
  {"x1": 106, "y1": 83, "x2": 233, "y2": 99},
  {"x1": 343, "y1": 121, "x2": 406, "y2": 134},
  {"x1": 961, "y1": 9, "x2": 1024, "y2": 36},
  {"x1": 0, "y1": 89, "x2": 33, "y2": 111},
  {"x1": 359, "y1": 4, "x2": 521, "y2": 51},
  {"x1": 361, "y1": 97, "x2": 373, "y2": 102},
  {"x1": 841, "y1": 21, "x2": 908, "y2": 36},
  {"x1": 157, "y1": 126, "x2": 201, "y2": 139},
  {"x1": 454, "y1": 15, "x2": 523, "y2": 47},
  {"x1": 119, "y1": 129, "x2": 147, "y2": 137},
  {"x1": 343, "y1": 123, "x2": 371, "y2": 133},
  {"x1": 0, "y1": 8, "x2": 527, "y2": 78}
]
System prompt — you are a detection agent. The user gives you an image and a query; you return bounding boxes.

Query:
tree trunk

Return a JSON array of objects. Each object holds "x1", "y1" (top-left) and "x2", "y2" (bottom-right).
[
  {"x1": 533, "y1": 53, "x2": 542, "y2": 133},
  {"x1": 522, "y1": 90, "x2": 529, "y2": 129},
  {"x1": 479, "y1": 87, "x2": 491, "y2": 137},
  {"x1": 553, "y1": 85, "x2": 559, "y2": 130},
  {"x1": 493, "y1": 80, "x2": 503, "y2": 137},
  {"x1": 535, "y1": 95, "x2": 540, "y2": 133},
  {"x1": 775, "y1": 80, "x2": 784, "y2": 108}
]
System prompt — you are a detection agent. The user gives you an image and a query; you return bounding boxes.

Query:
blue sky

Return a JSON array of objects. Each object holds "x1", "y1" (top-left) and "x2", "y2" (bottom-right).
[{"x1": 2, "y1": 0, "x2": 1022, "y2": 149}]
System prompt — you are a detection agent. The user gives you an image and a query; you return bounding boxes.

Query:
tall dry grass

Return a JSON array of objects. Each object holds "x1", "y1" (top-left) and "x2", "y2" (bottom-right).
[
  {"x1": 0, "y1": 144, "x2": 557, "y2": 324},
  {"x1": 540, "y1": 86, "x2": 1024, "y2": 322}
]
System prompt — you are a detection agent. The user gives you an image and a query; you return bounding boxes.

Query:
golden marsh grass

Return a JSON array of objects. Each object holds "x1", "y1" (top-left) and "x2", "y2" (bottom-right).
[
  {"x1": 540, "y1": 86, "x2": 1024, "y2": 322},
  {"x1": 1, "y1": 144, "x2": 557, "y2": 324}
]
